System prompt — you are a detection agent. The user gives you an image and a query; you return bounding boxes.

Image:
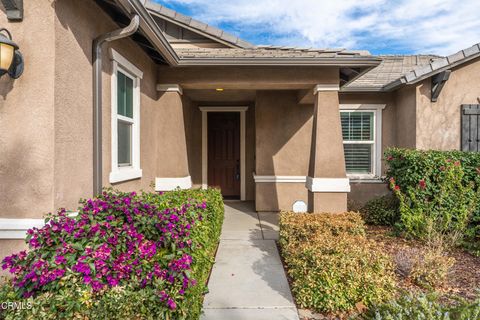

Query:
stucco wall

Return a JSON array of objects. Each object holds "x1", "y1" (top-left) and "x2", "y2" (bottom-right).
[
  {"x1": 0, "y1": 2, "x2": 56, "y2": 219},
  {"x1": 1, "y1": 0, "x2": 192, "y2": 222},
  {"x1": 394, "y1": 86, "x2": 417, "y2": 148},
  {"x1": 416, "y1": 58, "x2": 480, "y2": 150},
  {"x1": 54, "y1": 1, "x2": 191, "y2": 209},
  {"x1": 255, "y1": 91, "x2": 313, "y2": 211}
]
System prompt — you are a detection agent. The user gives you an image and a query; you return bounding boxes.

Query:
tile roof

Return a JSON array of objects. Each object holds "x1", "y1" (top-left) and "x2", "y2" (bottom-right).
[
  {"x1": 344, "y1": 55, "x2": 440, "y2": 90},
  {"x1": 145, "y1": 1, "x2": 254, "y2": 49},
  {"x1": 175, "y1": 46, "x2": 373, "y2": 59},
  {"x1": 387, "y1": 42, "x2": 480, "y2": 89}
]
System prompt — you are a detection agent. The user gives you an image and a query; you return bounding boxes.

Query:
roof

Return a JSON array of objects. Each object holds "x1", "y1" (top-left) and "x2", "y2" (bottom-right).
[
  {"x1": 343, "y1": 55, "x2": 440, "y2": 91},
  {"x1": 145, "y1": 1, "x2": 254, "y2": 49},
  {"x1": 176, "y1": 46, "x2": 372, "y2": 58},
  {"x1": 385, "y1": 42, "x2": 480, "y2": 90},
  {"x1": 173, "y1": 46, "x2": 380, "y2": 66}
]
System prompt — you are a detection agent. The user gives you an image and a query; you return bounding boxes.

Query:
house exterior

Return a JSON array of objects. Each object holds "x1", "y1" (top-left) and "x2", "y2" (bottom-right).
[{"x1": 0, "y1": 0, "x2": 479, "y2": 261}]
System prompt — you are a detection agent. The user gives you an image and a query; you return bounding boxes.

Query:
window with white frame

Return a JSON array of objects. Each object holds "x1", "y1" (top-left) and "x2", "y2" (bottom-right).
[
  {"x1": 340, "y1": 105, "x2": 384, "y2": 179},
  {"x1": 109, "y1": 49, "x2": 143, "y2": 183}
]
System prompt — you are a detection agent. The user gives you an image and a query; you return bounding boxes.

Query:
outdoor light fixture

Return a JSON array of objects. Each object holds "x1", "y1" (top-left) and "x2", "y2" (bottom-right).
[{"x1": 0, "y1": 28, "x2": 23, "y2": 79}]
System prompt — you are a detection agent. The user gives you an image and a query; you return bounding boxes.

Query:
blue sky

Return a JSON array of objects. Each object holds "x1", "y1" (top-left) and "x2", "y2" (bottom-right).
[{"x1": 155, "y1": 0, "x2": 480, "y2": 55}]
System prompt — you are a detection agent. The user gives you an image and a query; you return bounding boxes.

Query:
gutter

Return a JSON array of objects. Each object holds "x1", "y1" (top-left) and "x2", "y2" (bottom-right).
[
  {"x1": 92, "y1": 15, "x2": 140, "y2": 196},
  {"x1": 114, "y1": 0, "x2": 179, "y2": 65}
]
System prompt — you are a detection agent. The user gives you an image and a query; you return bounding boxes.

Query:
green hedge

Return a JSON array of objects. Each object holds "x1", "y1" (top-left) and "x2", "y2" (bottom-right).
[
  {"x1": 279, "y1": 212, "x2": 395, "y2": 313},
  {"x1": 384, "y1": 148, "x2": 480, "y2": 191},
  {"x1": 0, "y1": 188, "x2": 224, "y2": 320},
  {"x1": 360, "y1": 195, "x2": 400, "y2": 226},
  {"x1": 385, "y1": 148, "x2": 480, "y2": 242}
]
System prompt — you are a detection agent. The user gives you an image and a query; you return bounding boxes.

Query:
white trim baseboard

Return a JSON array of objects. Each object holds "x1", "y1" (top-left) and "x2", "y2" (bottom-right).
[
  {"x1": 0, "y1": 218, "x2": 45, "y2": 239},
  {"x1": 253, "y1": 174, "x2": 307, "y2": 183},
  {"x1": 155, "y1": 176, "x2": 192, "y2": 191},
  {"x1": 305, "y1": 177, "x2": 351, "y2": 192}
]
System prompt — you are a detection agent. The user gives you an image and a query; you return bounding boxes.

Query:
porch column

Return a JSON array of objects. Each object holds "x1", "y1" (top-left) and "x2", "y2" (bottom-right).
[
  {"x1": 306, "y1": 84, "x2": 350, "y2": 213},
  {"x1": 155, "y1": 84, "x2": 192, "y2": 191}
]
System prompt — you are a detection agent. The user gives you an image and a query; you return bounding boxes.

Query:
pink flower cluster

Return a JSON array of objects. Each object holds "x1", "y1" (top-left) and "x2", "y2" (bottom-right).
[{"x1": 2, "y1": 191, "x2": 208, "y2": 311}]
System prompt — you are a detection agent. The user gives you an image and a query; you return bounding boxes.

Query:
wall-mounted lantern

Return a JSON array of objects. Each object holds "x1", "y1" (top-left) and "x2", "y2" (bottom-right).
[{"x1": 0, "y1": 28, "x2": 23, "y2": 79}]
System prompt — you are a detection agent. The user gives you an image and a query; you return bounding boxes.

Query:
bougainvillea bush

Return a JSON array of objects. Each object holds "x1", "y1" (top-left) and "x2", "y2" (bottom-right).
[
  {"x1": 385, "y1": 148, "x2": 480, "y2": 243},
  {"x1": 0, "y1": 188, "x2": 223, "y2": 320}
]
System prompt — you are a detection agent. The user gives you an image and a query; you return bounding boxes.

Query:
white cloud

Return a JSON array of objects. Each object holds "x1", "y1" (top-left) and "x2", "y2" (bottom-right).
[{"x1": 159, "y1": 0, "x2": 480, "y2": 55}]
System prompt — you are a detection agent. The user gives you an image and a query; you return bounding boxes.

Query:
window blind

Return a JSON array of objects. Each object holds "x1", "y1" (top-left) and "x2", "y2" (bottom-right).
[{"x1": 341, "y1": 111, "x2": 374, "y2": 174}]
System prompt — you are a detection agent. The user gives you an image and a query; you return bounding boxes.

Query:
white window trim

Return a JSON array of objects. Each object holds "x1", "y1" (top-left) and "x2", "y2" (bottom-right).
[
  {"x1": 109, "y1": 49, "x2": 143, "y2": 184},
  {"x1": 339, "y1": 104, "x2": 385, "y2": 180}
]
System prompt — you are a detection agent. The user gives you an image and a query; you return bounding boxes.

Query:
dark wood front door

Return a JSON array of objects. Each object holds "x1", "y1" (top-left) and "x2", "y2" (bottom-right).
[{"x1": 208, "y1": 112, "x2": 240, "y2": 198}]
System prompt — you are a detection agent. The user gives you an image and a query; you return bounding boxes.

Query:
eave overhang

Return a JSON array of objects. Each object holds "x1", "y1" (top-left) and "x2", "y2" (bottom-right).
[
  {"x1": 174, "y1": 57, "x2": 382, "y2": 67},
  {"x1": 112, "y1": 0, "x2": 180, "y2": 65}
]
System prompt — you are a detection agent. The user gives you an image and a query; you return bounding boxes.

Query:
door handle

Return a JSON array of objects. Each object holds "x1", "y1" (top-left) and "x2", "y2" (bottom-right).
[{"x1": 235, "y1": 160, "x2": 240, "y2": 180}]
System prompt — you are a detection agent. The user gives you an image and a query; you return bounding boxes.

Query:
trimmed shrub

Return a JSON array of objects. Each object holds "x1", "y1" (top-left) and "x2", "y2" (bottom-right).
[
  {"x1": 360, "y1": 195, "x2": 400, "y2": 226},
  {"x1": 279, "y1": 212, "x2": 395, "y2": 314},
  {"x1": 0, "y1": 188, "x2": 224, "y2": 320},
  {"x1": 386, "y1": 148, "x2": 480, "y2": 241},
  {"x1": 363, "y1": 292, "x2": 480, "y2": 320}
]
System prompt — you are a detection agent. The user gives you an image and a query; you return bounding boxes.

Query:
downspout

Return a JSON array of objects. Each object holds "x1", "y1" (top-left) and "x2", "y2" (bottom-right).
[{"x1": 92, "y1": 15, "x2": 140, "y2": 196}]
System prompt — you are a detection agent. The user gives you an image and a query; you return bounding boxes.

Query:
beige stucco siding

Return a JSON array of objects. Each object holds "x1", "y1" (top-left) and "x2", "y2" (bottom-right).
[
  {"x1": 255, "y1": 91, "x2": 313, "y2": 211},
  {"x1": 256, "y1": 183, "x2": 308, "y2": 212},
  {"x1": 53, "y1": 0, "x2": 182, "y2": 209},
  {"x1": 0, "y1": 1, "x2": 56, "y2": 219},
  {"x1": 1, "y1": 0, "x2": 192, "y2": 220},
  {"x1": 394, "y1": 86, "x2": 417, "y2": 149},
  {"x1": 416, "y1": 58, "x2": 480, "y2": 150},
  {"x1": 255, "y1": 91, "x2": 313, "y2": 175}
]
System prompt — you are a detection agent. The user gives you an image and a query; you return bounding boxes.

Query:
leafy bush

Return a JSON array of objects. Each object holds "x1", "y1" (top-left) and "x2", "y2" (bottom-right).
[
  {"x1": 279, "y1": 212, "x2": 395, "y2": 314},
  {"x1": 385, "y1": 148, "x2": 480, "y2": 243},
  {"x1": 393, "y1": 245, "x2": 455, "y2": 290},
  {"x1": 360, "y1": 195, "x2": 399, "y2": 226},
  {"x1": 387, "y1": 149, "x2": 479, "y2": 239},
  {"x1": 410, "y1": 247, "x2": 455, "y2": 290},
  {"x1": 0, "y1": 188, "x2": 224, "y2": 320},
  {"x1": 363, "y1": 292, "x2": 480, "y2": 320}
]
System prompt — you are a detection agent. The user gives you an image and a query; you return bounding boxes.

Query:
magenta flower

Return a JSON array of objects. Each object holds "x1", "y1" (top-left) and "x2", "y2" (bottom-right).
[{"x1": 54, "y1": 255, "x2": 67, "y2": 265}]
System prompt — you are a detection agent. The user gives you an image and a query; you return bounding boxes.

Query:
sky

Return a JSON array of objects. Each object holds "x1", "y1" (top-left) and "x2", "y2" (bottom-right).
[{"x1": 154, "y1": 0, "x2": 480, "y2": 56}]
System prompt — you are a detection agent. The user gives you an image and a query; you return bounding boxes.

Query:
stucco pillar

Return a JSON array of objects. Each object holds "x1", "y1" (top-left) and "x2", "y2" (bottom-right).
[
  {"x1": 306, "y1": 84, "x2": 350, "y2": 213},
  {"x1": 155, "y1": 84, "x2": 192, "y2": 191}
]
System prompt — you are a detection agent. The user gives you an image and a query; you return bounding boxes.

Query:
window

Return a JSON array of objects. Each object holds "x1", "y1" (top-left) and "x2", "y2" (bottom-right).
[
  {"x1": 340, "y1": 105, "x2": 384, "y2": 179},
  {"x1": 461, "y1": 104, "x2": 480, "y2": 152},
  {"x1": 110, "y1": 49, "x2": 143, "y2": 183}
]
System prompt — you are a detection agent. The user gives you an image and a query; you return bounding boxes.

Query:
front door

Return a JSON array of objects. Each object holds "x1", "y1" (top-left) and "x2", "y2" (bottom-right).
[{"x1": 208, "y1": 112, "x2": 240, "y2": 198}]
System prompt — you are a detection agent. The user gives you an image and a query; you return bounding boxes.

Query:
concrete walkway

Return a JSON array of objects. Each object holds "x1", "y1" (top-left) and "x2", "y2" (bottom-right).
[{"x1": 201, "y1": 201, "x2": 299, "y2": 320}]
